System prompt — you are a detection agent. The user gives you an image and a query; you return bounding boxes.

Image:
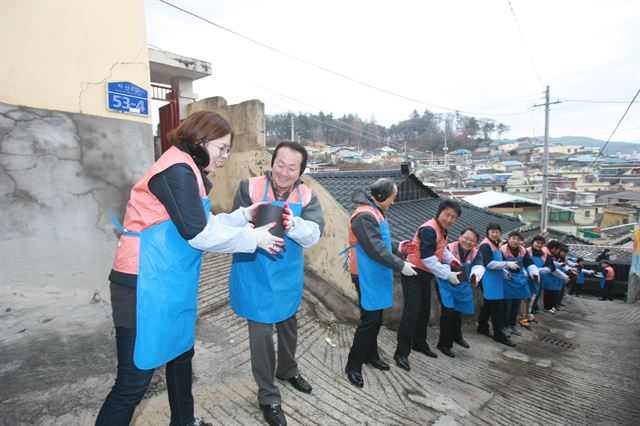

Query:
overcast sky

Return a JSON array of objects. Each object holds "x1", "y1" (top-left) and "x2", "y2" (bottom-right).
[{"x1": 146, "y1": 0, "x2": 640, "y2": 143}]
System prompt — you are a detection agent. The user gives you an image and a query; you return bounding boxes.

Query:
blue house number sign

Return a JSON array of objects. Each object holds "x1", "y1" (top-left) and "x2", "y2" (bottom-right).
[{"x1": 107, "y1": 82, "x2": 149, "y2": 116}]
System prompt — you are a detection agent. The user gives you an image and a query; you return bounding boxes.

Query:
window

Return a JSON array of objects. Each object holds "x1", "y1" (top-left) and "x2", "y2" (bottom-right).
[{"x1": 584, "y1": 210, "x2": 591, "y2": 218}]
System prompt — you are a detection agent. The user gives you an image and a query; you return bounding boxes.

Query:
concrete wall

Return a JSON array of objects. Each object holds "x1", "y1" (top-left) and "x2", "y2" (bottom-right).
[
  {"x1": 1, "y1": 102, "x2": 153, "y2": 340},
  {"x1": 1, "y1": 1, "x2": 153, "y2": 344},
  {"x1": 0, "y1": 1, "x2": 150, "y2": 124},
  {"x1": 188, "y1": 97, "x2": 265, "y2": 153}
]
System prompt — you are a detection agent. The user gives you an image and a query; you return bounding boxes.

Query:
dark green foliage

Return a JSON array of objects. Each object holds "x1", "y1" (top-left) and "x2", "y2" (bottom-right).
[{"x1": 265, "y1": 110, "x2": 510, "y2": 153}]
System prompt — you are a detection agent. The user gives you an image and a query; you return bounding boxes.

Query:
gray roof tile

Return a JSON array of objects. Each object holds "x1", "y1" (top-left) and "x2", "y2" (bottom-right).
[{"x1": 310, "y1": 169, "x2": 525, "y2": 241}]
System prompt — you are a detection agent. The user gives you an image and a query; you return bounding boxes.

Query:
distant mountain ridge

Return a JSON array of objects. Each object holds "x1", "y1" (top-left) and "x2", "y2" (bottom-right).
[{"x1": 534, "y1": 136, "x2": 639, "y2": 155}]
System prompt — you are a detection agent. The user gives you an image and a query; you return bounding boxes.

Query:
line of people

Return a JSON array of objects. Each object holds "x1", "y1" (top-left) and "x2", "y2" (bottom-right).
[{"x1": 344, "y1": 181, "x2": 614, "y2": 392}]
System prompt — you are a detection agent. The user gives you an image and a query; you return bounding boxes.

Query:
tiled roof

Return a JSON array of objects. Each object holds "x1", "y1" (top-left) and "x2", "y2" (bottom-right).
[
  {"x1": 310, "y1": 169, "x2": 525, "y2": 241},
  {"x1": 601, "y1": 223, "x2": 636, "y2": 238},
  {"x1": 566, "y1": 244, "x2": 632, "y2": 265},
  {"x1": 518, "y1": 225, "x2": 594, "y2": 245}
]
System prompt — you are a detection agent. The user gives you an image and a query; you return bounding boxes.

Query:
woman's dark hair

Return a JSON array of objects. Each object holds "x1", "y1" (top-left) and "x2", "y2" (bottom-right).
[
  {"x1": 486, "y1": 223, "x2": 502, "y2": 235},
  {"x1": 436, "y1": 199, "x2": 462, "y2": 218},
  {"x1": 547, "y1": 240, "x2": 561, "y2": 249},
  {"x1": 371, "y1": 178, "x2": 397, "y2": 202},
  {"x1": 459, "y1": 227, "x2": 480, "y2": 242},
  {"x1": 508, "y1": 231, "x2": 524, "y2": 240},
  {"x1": 532, "y1": 235, "x2": 546, "y2": 244},
  {"x1": 167, "y1": 111, "x2": 233, "y2": 168},
  {"x1": 168, "y1": 111, "x2": 233, "y2": 147},
  {"x1": 271, "y1": 141, "x2": 308, "y2": 176},
  {"x1": 577, "y1": 257, "x2": 584, "y2": 263}
]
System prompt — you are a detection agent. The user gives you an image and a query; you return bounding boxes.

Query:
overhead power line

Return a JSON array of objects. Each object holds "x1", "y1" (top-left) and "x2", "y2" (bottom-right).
[
  {"x1": 564, "y1": 98, "x2": 640, "y2": 104},
  {"x1": 157, "y1": 0, "x2": 532, "y2": 118},
  {"x1": 581, "y1": 88, "x2": 640, "y2": 176},
  {"x1": 506, "y1": 0, "x2": 543, "y2": 85}
]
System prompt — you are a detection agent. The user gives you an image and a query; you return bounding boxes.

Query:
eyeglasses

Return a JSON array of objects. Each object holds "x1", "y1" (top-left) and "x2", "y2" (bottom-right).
[
  {"x1": 206, "y1": 141, "x2": 231, "y2": 155},
  {"x1": 460, "y1": 235, "x2": 478, "y2": 244}
]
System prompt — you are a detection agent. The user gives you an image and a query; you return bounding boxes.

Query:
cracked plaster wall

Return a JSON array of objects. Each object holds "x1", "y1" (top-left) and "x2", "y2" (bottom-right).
[
  {"x1": 1, "y1": 102, "x2": 153, "y2": 341},
  {"x1": 1, "y1": 1, "x2": 150, "y2": 124}
]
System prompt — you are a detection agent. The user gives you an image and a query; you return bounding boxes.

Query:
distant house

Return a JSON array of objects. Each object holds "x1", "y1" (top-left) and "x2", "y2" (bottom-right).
[
  {"x1": 598, "y1": 162, "x2": 640, "y2": 185},
  {"x1": 449, "y1": 149, "x2": 472, "y2": 156},
  {"x1": 463, "y1": 190, "x2": 574, "y2": 224},
  {"x1": 499, "y1": 160, "x2": 524, "y2": 170}
]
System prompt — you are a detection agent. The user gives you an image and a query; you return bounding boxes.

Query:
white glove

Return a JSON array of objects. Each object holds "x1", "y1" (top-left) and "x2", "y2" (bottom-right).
[
  {"x1": 401, "y1": 261, "x2": 417, "y2": 276},
  {"x1": 254, "y1": 224, "x2": 284, "y2": 254},
  {"x1": 242, "y1": 201, "x2": 269, "y2": 223},
  {"x1": 446, "y1": 272, "x2": 461, "y2": 285},
  {"x1": 506, "y1": 261, "x2": 520, "y2": 271}
]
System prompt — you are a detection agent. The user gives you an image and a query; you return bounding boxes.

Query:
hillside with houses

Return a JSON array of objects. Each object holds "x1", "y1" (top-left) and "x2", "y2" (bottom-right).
[{"x1": 285, "y1": 130, "x2": 639, "y2": 247}]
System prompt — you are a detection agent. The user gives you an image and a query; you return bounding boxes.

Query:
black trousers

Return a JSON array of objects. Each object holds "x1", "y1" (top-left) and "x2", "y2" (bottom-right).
[
  {"x1": 544, "y1": 289, "x2": 559, "y2": 310},
  {"x1": 568, "y1": 278, "x2": 578, "y2": 295},
  {"x1": 503, "y1": 298, "x2": 521, "y2": 327},
  {"x1": 573, "y1": 283, "x2": 583, "y2": 296},
  {"x1": 477, "y1": 298, "x2": 509, "y2": 339},
  {"x1": 347, "y1": 276, "x2": 383, "y2": 372},
  {"x1": 601, "y1": 281, "x2": 613, "y2": 300},
  {"x1": 438, "y1": 306, "x2": 463, "y2": 349},
  {"x1": 395, "y1": 271, "x2": 432, "y2": 357},
  {"x1": 96, "y1": 327, "x2": 195, "y2": 426},
  {"x1": 558, "y1": 284, "x2": 566, "y2": 305}
]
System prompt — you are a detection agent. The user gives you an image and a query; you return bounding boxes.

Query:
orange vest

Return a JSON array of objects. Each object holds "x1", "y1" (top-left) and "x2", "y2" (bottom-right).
[
  {"x1": 247, "y1": 175, "x2": 313, "y2": 206},
  {"x1": 500, "y1": 244, "x2": 526, "y2": 260},
  {"x1": 348, "y1": 203, "x2": 385, "y2": 275},
  {"x1": 604, "y1": 266, "x2": 615, "y2": 281},
  {"x1": 480, "y1": 237, "x2": 500, "y2": 252},
  {"x1": 407, "y1": 218, "x2": 446, "y2": 273},
  {"x1": 526, "y1": 247, "x2": 548, "y2": 264},
  {"x1": 112, "y1": 147, "x2": 206, "y2": 275},
  {"x1": 448, "y1": 242, "x2": 478, "y2": 264}
]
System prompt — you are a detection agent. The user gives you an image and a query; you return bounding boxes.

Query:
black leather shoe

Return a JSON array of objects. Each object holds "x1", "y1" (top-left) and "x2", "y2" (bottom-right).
[
  {"x1": 260, "y1": 403, "x2": 287, "y2": 426},
  {"x1": 476, "y1": 327, "x2": 492, "y2": 338},
  {"x1": 364, "y1": 358, "x2": 390, "y2": 370},
  {"x1": 345, "y1": 367, "x2": 364, "y2": 388},
  {"x1": 437, "y1": 345, "x2": 455, "y2": 358},
  {"x1": 413, "y1": 345, "x2": 438, "y2": 358},
  {"x1": 393, "y1": 354, "x2": 411, "y2": 371},
  {"x1": 494, "y1": 336, "x2": 517, "y2": 347},
  {"x1": 191, "y1": 419, "x2": 213, "y2": 426},
  {"x1": 454, "y1": 338, "x2": 470, "y2": 349},
  {"x1": 277, "y1": 374, "x2": 312, "y2": 394}
]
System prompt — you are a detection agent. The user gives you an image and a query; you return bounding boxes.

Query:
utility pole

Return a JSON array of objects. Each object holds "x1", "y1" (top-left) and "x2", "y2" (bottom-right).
[
  {"x1": 532, "y1": 86, "x2": 562, "y2": 232},
  {"x1": 540, "y1": 86, "x2": 550, "y2": 233},
  {"x1": 443, "y1": 118, "x2": 449, "y2": 167},
  {"x1": 290, "y1": 115, "x2": 295, "y2": 141}
]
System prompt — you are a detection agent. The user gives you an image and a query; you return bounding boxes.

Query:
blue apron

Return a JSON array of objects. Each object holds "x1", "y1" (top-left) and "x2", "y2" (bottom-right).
[
  {"x1": 600, "y1": 274, "x2": 607, "y2": 289},
  {"x1": 501, "y1": 250, "x2": 531, "y2": 299},
  {"x1": 436, "y1": 248, "x2": 474, "y2": 314},
  {"x1": 354, "y1": 201, "x2": 394, "y2": 311},
  {"x1": 481, "y1": 249, "x2": 505, "y2": 301},
  {"x1": 576, "y1": 269, "x2": 585, "y2": 285},
  {"x1": 529, "y1": 254, "x2": 552, "y2": 296},
  {"x1": 229, "y1": 178, "x2": 304, "y2": 324},
  {"x1": 113, "y1": 197, "x2": 210, "y2": 370}
]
